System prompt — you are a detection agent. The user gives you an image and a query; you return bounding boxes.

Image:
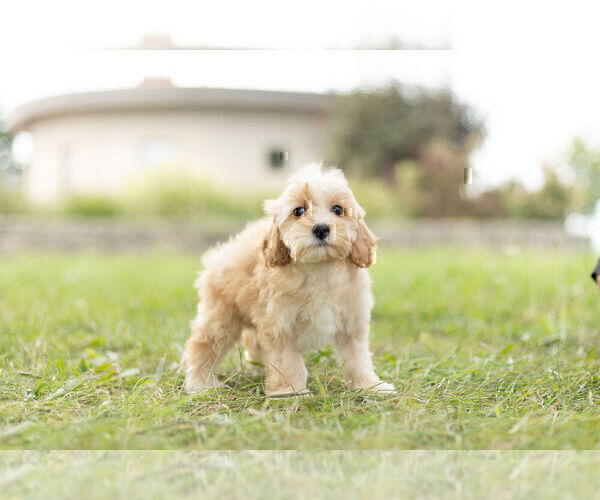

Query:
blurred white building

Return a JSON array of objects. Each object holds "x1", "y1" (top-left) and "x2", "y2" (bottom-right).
[{"x1": 8, "y1": 79, "x2": 333, "y2": 202}]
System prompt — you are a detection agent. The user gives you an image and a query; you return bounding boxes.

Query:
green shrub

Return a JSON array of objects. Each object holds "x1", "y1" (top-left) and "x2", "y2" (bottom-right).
[
  {"x1": 62, "y1": 195, "x2": 123, "y2": 217},
  {"x1": 0, "y1": 188, "x2": 28, "y2": 214},
  {"x1": 348, "y1": 176, "x2": 409, "y2": 218},
  {"x1": 123, "y1": 168, "x2": 269, "y2": 219}
]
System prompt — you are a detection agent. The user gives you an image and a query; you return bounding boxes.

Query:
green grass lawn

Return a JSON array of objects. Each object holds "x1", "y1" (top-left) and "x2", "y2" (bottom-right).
[{"x1": 1, "y1": 248, "x2": 599, "y2": 450}]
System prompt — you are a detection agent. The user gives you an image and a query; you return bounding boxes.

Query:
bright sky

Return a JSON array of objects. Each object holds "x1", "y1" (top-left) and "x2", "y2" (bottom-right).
[{"x1": 1, "y1": 0, "x2": 599, "y2": 189}]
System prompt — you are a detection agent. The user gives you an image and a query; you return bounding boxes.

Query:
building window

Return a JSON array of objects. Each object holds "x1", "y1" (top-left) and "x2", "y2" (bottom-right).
[
  {"x1": 141, "y1": 139, "x2": 175, "y2": 169},
  {"x1": 268, "y1": 148, "x2": 288, "y2": 169}
]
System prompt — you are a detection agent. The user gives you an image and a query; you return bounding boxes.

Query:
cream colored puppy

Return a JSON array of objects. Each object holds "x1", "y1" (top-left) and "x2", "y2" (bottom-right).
[{"x1": 182, "y1": 165, "x2": 394, "y2": 396}]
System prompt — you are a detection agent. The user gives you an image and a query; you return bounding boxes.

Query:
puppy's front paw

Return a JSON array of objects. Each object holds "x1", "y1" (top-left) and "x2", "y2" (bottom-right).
[
  {"x1": 183, "y1": 373, "x2": 222, "y2": 394},
  {"x1": 357, "y1": 381, "x2": 395, "y2": 394},
  {"x1": 371, "y1": 382, "x2": 395, "y2": 393},
  {"x1": 265, "y1": 387, "x2": 311, "y2": 398}
]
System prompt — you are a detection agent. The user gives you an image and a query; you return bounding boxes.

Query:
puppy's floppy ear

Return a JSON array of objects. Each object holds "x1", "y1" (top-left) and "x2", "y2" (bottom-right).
[
  {"x1": 350, "y1": 218, "x2": 377, "y2": 268},
  {"x1": 263, "y1": 215, "x2": 291, "y2": 267}
]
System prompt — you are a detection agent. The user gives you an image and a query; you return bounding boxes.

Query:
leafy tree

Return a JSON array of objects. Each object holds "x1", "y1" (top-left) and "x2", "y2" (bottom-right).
[
  {"x1": 0, "y1": 127, "x2": 11, "y2": 173},
  {"x1": 415, "y1": 139, "x2": 471, "y2": 216},
  {"x1": 327, "y1": 83, "x2": 484, "y2": 183},
  {"x1": 482, "y1": 166, "x2": 573, "y2": 219},
  {"x1": 0, "y1": 117, "x2": 28, "y2": 213},
  {"x1": 568, "y1": 137, "x2": 600, "y2": 212},
  {"x1": 520, "y1": 167, "x2": 572, "y2": 219}
]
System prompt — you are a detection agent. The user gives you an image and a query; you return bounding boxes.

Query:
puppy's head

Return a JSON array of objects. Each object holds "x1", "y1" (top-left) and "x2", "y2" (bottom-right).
[{"x1": 263, "y1": 164, "x2": 376, "y2": 267}]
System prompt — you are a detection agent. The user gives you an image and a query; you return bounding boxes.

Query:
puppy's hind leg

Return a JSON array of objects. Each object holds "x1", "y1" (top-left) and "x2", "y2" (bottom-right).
[{"x1": 182, "y1": 311, "x2": 241, "y2": 394}]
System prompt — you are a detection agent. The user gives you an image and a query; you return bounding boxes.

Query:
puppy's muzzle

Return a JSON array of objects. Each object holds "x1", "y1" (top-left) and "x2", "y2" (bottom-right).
[{"x1": 312, "y1": 223, "x2": 330, "y2": 241}]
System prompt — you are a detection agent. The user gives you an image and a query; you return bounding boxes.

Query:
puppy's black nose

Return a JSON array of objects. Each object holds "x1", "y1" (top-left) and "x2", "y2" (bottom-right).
[{"x1": 312, "y1": 223, "x2": 330, "y2": 240}]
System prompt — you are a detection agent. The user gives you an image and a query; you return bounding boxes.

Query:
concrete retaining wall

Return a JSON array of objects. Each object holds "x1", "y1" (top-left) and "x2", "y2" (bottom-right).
[{"x1": 0, "y1": 217, "x2": 589, "y2": 253}]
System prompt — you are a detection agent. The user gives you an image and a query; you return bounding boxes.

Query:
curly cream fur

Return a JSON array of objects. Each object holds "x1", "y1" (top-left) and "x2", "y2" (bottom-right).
[{"x1": 182, "y1": 165, "x2": 394, "y2": 396}]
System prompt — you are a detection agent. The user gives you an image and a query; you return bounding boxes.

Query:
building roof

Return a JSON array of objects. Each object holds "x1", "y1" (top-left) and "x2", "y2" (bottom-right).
[{"x1": 8, "y1": 86, "x2": 335, "y2": 133}]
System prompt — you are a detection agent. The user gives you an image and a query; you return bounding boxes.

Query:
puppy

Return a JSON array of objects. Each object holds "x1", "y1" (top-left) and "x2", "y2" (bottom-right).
[{"x1": 182, "y1": 164, "x2": 394, "y2": 396}]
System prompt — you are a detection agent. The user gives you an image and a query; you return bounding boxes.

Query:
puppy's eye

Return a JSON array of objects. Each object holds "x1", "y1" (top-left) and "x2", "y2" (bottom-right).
[
  {"x1": 331, "y1": 205, "x2": 344, "y2": 216},
  {"x1": 293, "y1": 207, "x2": 306, "y2": 217}
]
